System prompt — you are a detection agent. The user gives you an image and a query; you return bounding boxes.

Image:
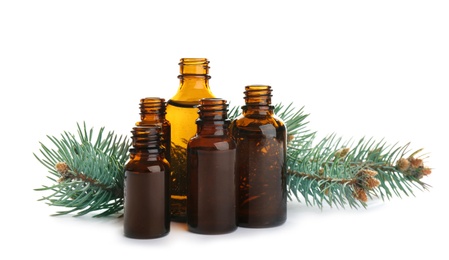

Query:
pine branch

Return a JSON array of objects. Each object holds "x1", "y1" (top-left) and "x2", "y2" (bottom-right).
[
  {"x1": 34, "y1": 122, "x2": 130, "y2": 217},
  {"x1": 286, "y1": 134, "x2": 431, "y2": 208}
]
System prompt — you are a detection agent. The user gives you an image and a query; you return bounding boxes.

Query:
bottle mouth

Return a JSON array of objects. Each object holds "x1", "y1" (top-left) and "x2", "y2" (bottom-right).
[
  {"x1": 141, "y1": 97, "x2": 165, "y2": 104},
  {"x1": 244, "y1": 85, "x2": 272, "y2": 106},
  {"x1": 179, "y1": 58, "x2": 209, "y2": 65},
  {"x1": 198, "y1": 98, "x2": 227, "y2": 107},
  {"x1": 139, "y1": 98, "x2": 166, "y2": 117},
  {"x1": 197, "y1": 98, "x2": 229, "y2": 121},
  {"x1": 244, "y1": 85, "x2": 272, "y2": 95},
  {"x1": 198, "y1": 98, "x2": 227, "y2": 109},
  {"x1": 179, "y1": 58, "x2": 210, "y2": 75},
  {"x1": 140, "y1": 97, "x2": 166, "y2": 109}
]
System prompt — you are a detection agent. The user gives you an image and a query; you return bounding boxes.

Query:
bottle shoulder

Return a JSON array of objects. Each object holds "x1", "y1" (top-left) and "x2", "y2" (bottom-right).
[
  {"x1": 188, "y1": 136, "x2": 236, "y2": 150},
  {"x1": 230, "y1": 115, "x2": 286, "y2": 129},
  {"x1": 169, "y1": 85, "x2": 215, "y2": 103},
  {"x1": 230, "y1": 115, "x2": 287, "y2": 140},
  {"x1": 125, "y1": 158, "x2": 170, "y2": 173}
]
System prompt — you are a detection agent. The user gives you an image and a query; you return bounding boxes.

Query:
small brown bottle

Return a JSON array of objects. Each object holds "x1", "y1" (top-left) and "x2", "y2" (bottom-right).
[
  {"x1": 136, "y1": 97, "x2": 171, "y2": 164},
  {"x1": 187, "y1": 98, "x2": 237, "y2": 234},
  {"x1": 124, "y1": 125, "x2": 170, "y2": 239},
  {"x1": 166, "y1": 58, "x2": 216, "y2": 222},
  {"x1": 230, "y1": 85, "x2": 287, "y2": 228}
]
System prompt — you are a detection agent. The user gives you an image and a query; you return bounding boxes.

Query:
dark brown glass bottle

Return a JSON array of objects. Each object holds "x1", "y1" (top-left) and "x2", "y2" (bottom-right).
[
  {"x1": 124, "y1": 125, "x2": 170, "y2": 239},
  {"x1": 136, "y1": 97, "x2": 171, "y2": 164},
  {"x1": 187, "y1": 98, "x2": 237, "y2": 234},
  {"x1": 230, "y1": 85, "x2": 287, "y2": 228},
  {"x1": 166, "y1": 58, "x2": 216, "y2": 222}
]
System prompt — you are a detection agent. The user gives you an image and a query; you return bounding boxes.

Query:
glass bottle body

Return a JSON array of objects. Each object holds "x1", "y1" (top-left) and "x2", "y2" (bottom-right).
[
  {"x1": 123, "y1": 126, "x2": 170, "y2": 239},
  {"x1": 166, "y1": 58, "x2": 215, "y2": 222},
  {"x1": 187, "y1": 98, "x2": 237, "y2": 234},
  {"x1": 230, "y1": 85, "x2": 287, "y2": 228}
]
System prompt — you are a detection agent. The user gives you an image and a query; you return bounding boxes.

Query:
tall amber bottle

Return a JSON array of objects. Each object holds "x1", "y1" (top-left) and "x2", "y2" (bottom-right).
[
  {"x1": 166, "y1": 58, "x2": 215, "y2": 222},
  {"x1": 124, "y1": 125, "x2": 170, "y2": 239},
  {"x1": 136, "y1": 97, "x2": 171, "y2": 164},
  {"x1": 230, "y1": 85, "x2": 287, "y2": 228},
  {"x1": 187, "y1": 98, "x2": 237, "y2": 234}
]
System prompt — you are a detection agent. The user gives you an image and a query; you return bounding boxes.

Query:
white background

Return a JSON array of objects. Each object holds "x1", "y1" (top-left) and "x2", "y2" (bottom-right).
[{"x1": 1, "y1": 0, "x2": 448, "y2": 259}]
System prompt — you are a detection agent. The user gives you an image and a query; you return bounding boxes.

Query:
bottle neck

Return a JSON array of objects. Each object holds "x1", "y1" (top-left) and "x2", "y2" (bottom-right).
[
  {"x1": 197, "y1": 121, "x2": 229, "y2": 136},
  {"x1": 129, "y1": 126, "x2": 165, "y2": 156},
  {"x1": 169, "y1": 58, "x2": 214, "y2": 103},
  {"x1": 196, "y1": 98, "x2": 230, "y2": 136},
  {"x1": 179, "y1": 58, "x2": 210, "y2": 75},
  {"x1": 136, "y1": 97, "x2": 166, "y2": 126},
  {"x1": 242, "y1": 85, "x2": 274, "y2": 116},
  {"x1": 138, "y1": 114, "x2": 164, "y2": 125}
]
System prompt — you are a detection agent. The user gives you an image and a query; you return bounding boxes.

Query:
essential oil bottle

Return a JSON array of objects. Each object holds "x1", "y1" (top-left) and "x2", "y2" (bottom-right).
[
  {"x1": 123, "y1": 125, "x2": 170, "y2": 239},
  {"x1": 187, "y1": 98, "x2": 237, "y2": 234},
  {"x1": 166, "y1": 58, "x2": 215, "y2": 222},
  {"x1": 230, "y1": 85, "x2": 287, "y2": 228}
]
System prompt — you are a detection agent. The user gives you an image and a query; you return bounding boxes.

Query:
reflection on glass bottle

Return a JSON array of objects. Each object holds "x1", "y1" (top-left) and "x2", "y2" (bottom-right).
[
  {"x1": 230, "y1": 85, "x2": 287, "y2": 228},
  {"x1": 166, "y1": 58, "x2": 215, "y2": 222}
]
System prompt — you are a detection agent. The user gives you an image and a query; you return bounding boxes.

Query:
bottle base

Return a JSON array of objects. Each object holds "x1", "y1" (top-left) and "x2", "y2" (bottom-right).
[
  {"x1": 188, "y1": 226, "x2": 238, "y2": 235},
  {"x1": 124, "y1": 231, "x2": 170, "y2": 239},
  {"x1": 237, "y1": 219, "x2": 286, "y2": 229}
]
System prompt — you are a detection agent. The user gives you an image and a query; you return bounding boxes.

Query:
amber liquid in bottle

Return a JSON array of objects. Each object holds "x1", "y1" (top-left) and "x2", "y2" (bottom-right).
[
  {"x1": 230, "y1": 85, "x2": 287, "y2": 228},
  {"x1": 124, "y1": 126, "x2": 170, "y2": 239},
  {"x1": 187, "y1": 98, "x2": 237, "y2": 234},
  {"x1": 166, "y1": 58, "x2": 215, "y2": 222},
  {"x1": 136, "y1": 97, "x2": 171, "y2": 164}
]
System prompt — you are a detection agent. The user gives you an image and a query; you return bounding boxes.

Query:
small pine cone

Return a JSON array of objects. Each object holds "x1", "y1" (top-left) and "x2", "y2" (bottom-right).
[
  {"x1": 357, "y1": 169, "x2": 378, "y2": 178},
  {"x1": 396, "y1": 158, "x2": 410, "y2": 172},
  {"x1": 362, "y1": 169, "x2": 378, "y2": 177},
  {"x1": 422, "y1": 167, "x2": 432, "y2": 176},
  {"x1": 366, "y1": 177, "x2": 380, "y2": 189},
  {"x1": 409, "y1": 157, "x2": 424, "y2": 168},
  {"x1": 353, "y1": 187, "x2": 368, "y2": 202},
  {"x1": 55, "y1": 162, "x2": 69, "y2": 174},
  {"x1": 335, "y1": 147, "x2": 350, "y2": 159}
]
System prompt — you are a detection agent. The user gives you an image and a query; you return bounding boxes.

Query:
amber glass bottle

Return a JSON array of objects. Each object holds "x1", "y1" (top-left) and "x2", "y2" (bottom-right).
[
  {"x1": 136, "y1": 97, "x2": 171, "y2": 164},
  {"x1": 187, "y1": 98, "x2": 237, "y2": 234},
  {"x1": 230, "y1": 85, "x2": 287, "y2": 228},
  {"x1": 124, "y1": 126, "x2": 170, "y2": 239},
  {"x1": 166, "y1": 58, "x2": 215, "y2": 222}
]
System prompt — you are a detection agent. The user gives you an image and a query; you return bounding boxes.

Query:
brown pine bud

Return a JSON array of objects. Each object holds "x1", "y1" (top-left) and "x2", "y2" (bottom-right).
[
  {"x1": 422, "y1": 167, "x2": 432, "y2": 176},
  {"x1": 366, "y1": 177, "x2": 380, "y2": 189},
  {"x1": 409, "y1": 157, "x2": 423, "y2": 168},
  {"x1": 353, "y1": 187, "x2": 368, "y2": 202},
  {"x1": 396, "y1": 158, "x2": 410, "y2": 172},
  {"x1": 55, "y1": 162, "x2": 69, "y2": 174},
  {"x1": 335, "y1": 147, "x2": 350, "y2": 159},
  {"x1": 362, "y1": 169, "x2": 378, "y2": 177}
]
